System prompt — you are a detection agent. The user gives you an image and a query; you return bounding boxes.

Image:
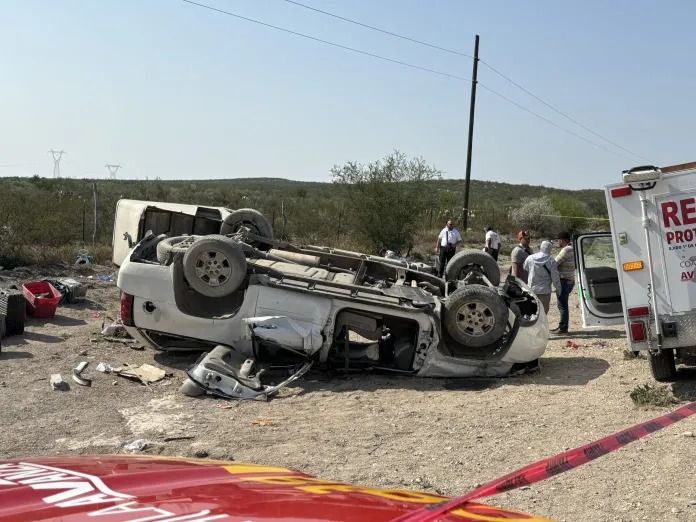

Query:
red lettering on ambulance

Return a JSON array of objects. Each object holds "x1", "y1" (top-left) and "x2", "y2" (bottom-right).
[
  {"x1": 662, "y1": 201, "x2": 681, "y2": 227},
  {"x1": 681, "y1": 198, "x2": 696, "y2": 225}
]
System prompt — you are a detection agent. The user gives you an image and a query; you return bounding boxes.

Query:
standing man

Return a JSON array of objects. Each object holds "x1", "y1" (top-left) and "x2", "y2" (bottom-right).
[
  {"x1": 552, "y1": 231, "x2": 576, "y2": 334},
  {"x1": 510, "y1": 230, "x2": 533, "y2": 283},
  {"x1": 523, "y1": 240, "x2": 561, "y2": 315},
  {"x1": 435, "y1": 219, "x2": 462, "y2": 277},
  {"x1": 484, "y1": 226, "x2": 500, "y2": 261}
]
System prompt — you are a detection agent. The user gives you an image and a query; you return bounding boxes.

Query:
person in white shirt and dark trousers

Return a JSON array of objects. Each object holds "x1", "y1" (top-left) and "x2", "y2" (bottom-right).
[
  {"x1": 435, "y1": 220, "x2": 462, "y2": 277},
  {"x1": 484, "y1": 226, "x2": 500, "y2": 261}
]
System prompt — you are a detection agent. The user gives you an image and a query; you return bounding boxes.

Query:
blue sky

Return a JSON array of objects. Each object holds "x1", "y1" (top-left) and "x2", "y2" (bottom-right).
[{"x1": 1, "y1": 0, "x2": 693, "y2": 189}]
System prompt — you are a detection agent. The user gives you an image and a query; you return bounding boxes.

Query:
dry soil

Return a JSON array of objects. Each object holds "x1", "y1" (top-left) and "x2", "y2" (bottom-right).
[{"x1": 1, "y1": 264, "x2": 695, "y2": 522}]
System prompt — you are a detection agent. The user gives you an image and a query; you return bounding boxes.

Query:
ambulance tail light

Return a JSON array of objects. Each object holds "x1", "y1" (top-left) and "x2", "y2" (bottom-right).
[
  {"x1": 623, "y1": 261, "x2": 644, "y2": 271},
  {"x1": 628, "y1": 306, "x2": 650, "y2": 317},
  {"x1": 611, "y1": 186, "x2": 632, "y2": 198},
  {"x1": 629, "y1": 321, "x2": 647, "y2": 342}
]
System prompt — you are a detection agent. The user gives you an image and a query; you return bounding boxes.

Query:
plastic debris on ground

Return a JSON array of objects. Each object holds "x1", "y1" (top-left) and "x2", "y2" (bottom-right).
[
  {"x1": 251, "y1": 419, "x2": 274, "y2": 426},
  {"x1": 101, "y1": 317, "x2": 130, "y2": 338},
  {"x1": 123, "y1": 439, "x2": 152, "y2": 451},
  {"x1": 96, "y1": 362, "x2": 115, "y2": 373},
  {"x1": 115, "y1": 363, "x2": 169, "y2": 384},
  {"x1": 72, "y1": 361, "x2": 92, "y2": 387}
]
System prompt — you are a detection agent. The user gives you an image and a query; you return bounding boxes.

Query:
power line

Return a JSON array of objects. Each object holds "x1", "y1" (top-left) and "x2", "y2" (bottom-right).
[
  {"x1": 182, "y1": 0, "x2": 471, "y2": 82},
  {"x1": 281, "y1": 0, "x2": 473, "y2": 59},
  {"x1": 477, "y1": 84, "x2": 636, "y2": 162},
  {"x1": 479, "y1": 60, "x2": 650, "y2": 162},
  {"x1": 279, "y1": 0, "x2": 647, "y2": 162},
  {"x1": 182, "y1": 0, "x2": 642, "y2": 162}
]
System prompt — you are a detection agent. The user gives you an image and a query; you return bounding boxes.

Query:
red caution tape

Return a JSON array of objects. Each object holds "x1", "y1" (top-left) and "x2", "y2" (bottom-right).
[{"x1": 393, "y1": 400, "x2": 696, "y2": 522}]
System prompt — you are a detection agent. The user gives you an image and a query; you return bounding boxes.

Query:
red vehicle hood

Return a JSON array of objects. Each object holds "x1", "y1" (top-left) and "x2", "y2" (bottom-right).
[{"x1": 0, "y1": 454, "x2": 551, "y2": 521}]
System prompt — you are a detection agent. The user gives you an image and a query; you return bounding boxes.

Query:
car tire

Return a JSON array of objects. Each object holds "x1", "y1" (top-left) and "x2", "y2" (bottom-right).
[
  {"x1": 220, "y1": 208, "x2": 274, "y2": 242},
  {"x1": 444, "y1": 249, "x2": 501, "y2": 286},
  {"x1": 182, "y1": 235, "x2": 247, "y2": 298},
  {"x1": 648, "y1": 349, "x2": 677, "y2": 382},
  {"x1": 157, "y1": 235, "x2": 198, "y2": 265},
  {"x1": 443, "y1": 284, "x2": 508, "y2": 347}
]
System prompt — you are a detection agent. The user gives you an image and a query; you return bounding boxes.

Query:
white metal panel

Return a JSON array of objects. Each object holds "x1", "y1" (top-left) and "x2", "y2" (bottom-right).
[
  {"x1": 111, "y1": 199, "x2": 233, "y2": 266},
  {"x1": 652, "y1": 171, "x2": 696, "y2": 314},
  {"x1": 605, "y1": 182, "x2": 660, "y2": 330}
]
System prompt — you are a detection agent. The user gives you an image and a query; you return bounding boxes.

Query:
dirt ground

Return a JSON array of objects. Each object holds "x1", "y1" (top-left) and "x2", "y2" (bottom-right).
[{"x1": 1, "y1": 264, "x2": 696, "y2": 522}]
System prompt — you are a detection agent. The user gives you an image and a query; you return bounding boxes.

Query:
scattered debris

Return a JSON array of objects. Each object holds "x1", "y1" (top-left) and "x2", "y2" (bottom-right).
[
  {"x1": 72, "y1": 361, "x2": 92, "y2": 387},
  {"x1": 251, "y1": 419, "x2": 274, "y2": 426},
  {"x1": 78, "y1": 349, "x2": 89, "y2": 356},
  {"x1": 683, "y1": 431, "x2": 695, "y2": 438},
  {"x1": 216, "y1": 402, "x2": 235, "y2": 410},
  {"x1": 565, "y1": 340, "x2": 579, "y2": 349},
  {"x1": 116, "y1": 363, "x2": 168, "y2": 389},
  {"x1": 50, "y1": 374, "x2": 70, "y2": 391},
  {"x1": 194, "y1": 450, "x2": 209, "y2": 458},
  {"x1": 96, "y1": 362, "x2": 114, "y2": 373},
  {"x1": 163, "y1": 435, "x2": 195, "y2": 442},
  {"x1": 102, "y1": 336, "x2": 137, "y2": 345},
  {"x1": 123, "y1": 439, "x2": 151, "y2": 451},
  {"x1": 101, "y1": 318, "x2": 127, "y2": 337},
  {"x1": 91, "y1": 312, "x2": 101, "y2": 319}
]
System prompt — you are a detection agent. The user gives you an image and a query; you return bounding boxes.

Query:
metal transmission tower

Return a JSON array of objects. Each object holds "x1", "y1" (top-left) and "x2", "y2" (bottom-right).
[
  {"x1": 49, "y1": 149, "x2": 66, "y2": 178},
  {"x1": 105, "y1": 163, "x2": 122, "y2": 179}
]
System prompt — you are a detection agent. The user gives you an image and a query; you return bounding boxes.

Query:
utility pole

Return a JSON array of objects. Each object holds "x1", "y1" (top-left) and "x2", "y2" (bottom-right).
[
  {"x1": 49, "y1": 149, "x2": 66, "y2": 178},
  {"x1": 105, "y1": 163, "x2": 122, "y2": 180},
  {"x1": 462, "y1": 34, "x2": 479, "y2": 231}
]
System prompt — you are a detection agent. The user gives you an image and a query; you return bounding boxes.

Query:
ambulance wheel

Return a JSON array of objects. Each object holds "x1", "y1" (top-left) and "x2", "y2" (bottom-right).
[{"x1": 648, "y1": 349, "x2": 677, "y2": 382}]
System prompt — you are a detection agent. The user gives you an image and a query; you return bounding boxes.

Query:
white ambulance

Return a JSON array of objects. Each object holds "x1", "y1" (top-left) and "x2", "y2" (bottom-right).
[{"x1": 576, "y1": 161, "x2": 696, "y2": 381}]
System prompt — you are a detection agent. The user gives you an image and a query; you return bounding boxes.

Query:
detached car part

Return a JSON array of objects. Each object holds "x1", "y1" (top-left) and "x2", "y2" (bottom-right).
[{"x1": 182, "y1": 345, "x2": 313, "y2": 400}]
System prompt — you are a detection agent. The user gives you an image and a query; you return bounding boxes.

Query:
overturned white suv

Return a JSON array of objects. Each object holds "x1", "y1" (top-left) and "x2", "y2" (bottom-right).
[{"x1": 115, "y1": 203, "x2": 548, "y2": 400}]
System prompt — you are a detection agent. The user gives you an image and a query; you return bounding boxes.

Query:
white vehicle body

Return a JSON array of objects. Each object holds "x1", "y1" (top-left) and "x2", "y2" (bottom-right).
[
  {"x1": 112, "y1": 199, "x2": 233, "y2": 266},
  {"x1": 117, "y1": 252, "x2": 548, "y2": 379},
  {"x1": 576, "y1": 161, "x2": 696, "y2": 380},
  {"x1": 114, "y1": 199, "x2": 549, "y2": 385}
]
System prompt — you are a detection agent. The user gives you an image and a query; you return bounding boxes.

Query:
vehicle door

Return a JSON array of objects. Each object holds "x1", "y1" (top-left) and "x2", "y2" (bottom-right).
[{"x1": 574, "y1": 233, "x2": 624, "y2": 327}]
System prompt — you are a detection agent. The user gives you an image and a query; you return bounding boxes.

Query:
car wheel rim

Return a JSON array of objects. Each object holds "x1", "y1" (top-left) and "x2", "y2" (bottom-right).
[
  {"x1": 455, "y1": 300, "x2": 495, "y2": 337},
  {"x1": 193, "y1": 250, "x2": 232, "y2": 287}
]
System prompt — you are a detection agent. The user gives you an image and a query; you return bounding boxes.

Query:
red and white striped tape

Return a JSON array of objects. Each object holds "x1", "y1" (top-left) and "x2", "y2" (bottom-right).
[{"x1": 393, "y1": 400, "x2": 696, "y2": 522}]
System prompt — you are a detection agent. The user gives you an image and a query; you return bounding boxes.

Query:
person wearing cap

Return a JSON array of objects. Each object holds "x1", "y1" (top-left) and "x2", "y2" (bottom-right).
[
  {"x1": 552, "y1": 231, "x2": 576, "y2": 334},
  {"x1": 523, "y1": 240, "x2": 561, "y2": 315},
  {"x1": 510, "y1": 230, "x2": 533, "y2": 282},
  {"x1": 435, "y1": 219, "x2": 462, "y2": 277},
  {"x1": 484, "y1": 226, "x2": 500, "y2": 261}
]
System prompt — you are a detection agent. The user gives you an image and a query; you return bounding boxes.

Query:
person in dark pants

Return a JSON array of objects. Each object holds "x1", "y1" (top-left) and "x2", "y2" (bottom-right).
[
  {"x1": 552, "y1": 231, "x2": 576, "y2": 334},
  {"x1": 435, "y1": 219, "x2": 462, "y2": 277},
  {"x1": 484, "y1": 225, "x2": 500, "y2": 261}
]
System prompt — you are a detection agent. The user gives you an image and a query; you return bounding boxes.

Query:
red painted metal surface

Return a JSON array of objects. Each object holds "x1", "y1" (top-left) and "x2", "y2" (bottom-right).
[{"x1": 0, "y1": 455, "x2": 550, "y2": 522}]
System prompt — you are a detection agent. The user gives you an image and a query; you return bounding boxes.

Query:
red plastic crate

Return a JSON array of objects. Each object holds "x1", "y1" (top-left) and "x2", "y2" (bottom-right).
[{"x1": 22, "y1": 281, "x2": 62, "y2": 318}]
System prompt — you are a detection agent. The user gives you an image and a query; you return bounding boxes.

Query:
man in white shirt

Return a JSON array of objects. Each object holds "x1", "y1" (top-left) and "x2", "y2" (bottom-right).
[
  {"x1": 435, "y1": 220, "x2": 462, "y2": 277},
  {"x1": 484, "y1": 226, "x2": 500, "y2": 261}
]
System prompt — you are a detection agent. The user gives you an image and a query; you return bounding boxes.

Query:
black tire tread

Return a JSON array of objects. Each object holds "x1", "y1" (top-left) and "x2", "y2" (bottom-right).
[{"x1": 444, "y1": 249, "x2": 501, "y2": 286}]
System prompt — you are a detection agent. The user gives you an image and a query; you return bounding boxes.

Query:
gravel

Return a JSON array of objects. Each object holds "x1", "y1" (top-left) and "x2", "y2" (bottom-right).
[{"x1": 0, "y1": 265, "x2": 695, "y2": 521}]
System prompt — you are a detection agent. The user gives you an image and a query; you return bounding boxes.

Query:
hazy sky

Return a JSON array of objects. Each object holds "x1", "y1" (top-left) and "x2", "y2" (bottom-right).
[{"x1": 1, "y1": 0, "x2": 693, "y2": 189}]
